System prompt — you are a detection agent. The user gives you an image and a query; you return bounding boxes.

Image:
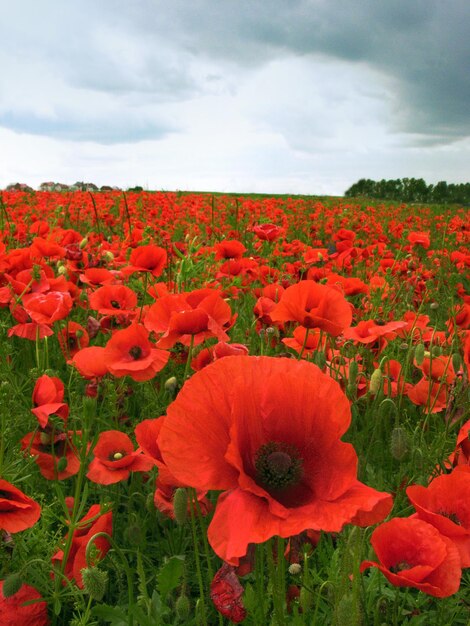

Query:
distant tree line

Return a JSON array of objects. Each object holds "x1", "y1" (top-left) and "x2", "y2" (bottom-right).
[{"x1": 344, "y1": 178, "x2": 470, "y2": 204}]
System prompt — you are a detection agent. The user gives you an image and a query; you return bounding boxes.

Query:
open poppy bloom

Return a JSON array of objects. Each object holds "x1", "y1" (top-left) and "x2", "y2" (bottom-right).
[
  {"x1": 158, "y1": 356, "x2": 392, "y2": 564},
  {"x1": 104, "y1": 323, "x2": 170, "y2": 382},
  {"x1": 270, "y1": 281, "x2": 352, "y2": 337},
  {"x1": 121, "y1": 243, "x2": 167, "y2": 277},
  {"x1": 0, "y1": 479, "x2": 41, "y2": 533},
  {"x1": 360, "y1": 517, "x2": 462, "y2": 597},
  {"x1": 407, "y1": 469, "x2": 470, "y2": 567},
  {"x1": 21, "y1": 430, "x2": 81, "y2": 480},
  {"x1": 0, "y1": 581, "x2": 49, "y2": 626},
  {"x1": 87, "y1": 430, "x2": 154, "y2": 485},
  {"x1": 22, "y1": 291, "x2": 73, "y2": 325},
  {"x1": 57, "y1": 321, "x2": 89, "y2": 358},
  {"x1": 343, "y1": 319, "x2": 407, "y2": 346},
  {"x1": 88, "y1": 284, "x2": 137, "y2": 318},
  {"x1": 52, "y1": 504, "x2": 112, "y2": 588},
  {"x1": 144, "y1": 289, "x2": 234, "y2": 349}
]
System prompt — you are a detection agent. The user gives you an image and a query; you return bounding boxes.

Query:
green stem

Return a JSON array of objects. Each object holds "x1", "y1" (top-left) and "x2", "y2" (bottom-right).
[{"x1": 189, "y1": 495, "x2": 208, "y2": 626}]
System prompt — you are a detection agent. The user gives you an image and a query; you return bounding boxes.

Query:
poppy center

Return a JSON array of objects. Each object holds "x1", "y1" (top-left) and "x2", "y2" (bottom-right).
[
  {"x1": 390, "y1": 561, "x2": 411, "y2": 573},
  {"x1": 112, "y1": 451, "x2": 124, "y2": 460},
  {"x1": 255, "y1": 442, "x2": 303, "y2": 490},
  {"x1": 111, "y1": 300, "x2": 120, "y2": 308},
  {"x1": 437, "y1": 510, "x2": 461, "y2": 525},
  {"x1": 129, "y1": 345, "x2": 142, "y2": 359}
]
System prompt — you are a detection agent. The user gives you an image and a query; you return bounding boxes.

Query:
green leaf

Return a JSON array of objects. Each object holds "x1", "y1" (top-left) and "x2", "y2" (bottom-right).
[
  {"x1": 157, "y1": 555, "x2": 185, "y2": 600},
  {"x1": 91, "y1": 604, "x2": 128, "y2": 625}
]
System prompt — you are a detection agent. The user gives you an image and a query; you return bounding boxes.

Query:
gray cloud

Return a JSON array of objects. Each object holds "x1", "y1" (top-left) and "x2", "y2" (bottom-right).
[
  {"x1": 124, "y1": 0, "x2": 469, "y2": 142},
  {"x1": 0, "y1": 0, "x2": 468, "y2": 147}
]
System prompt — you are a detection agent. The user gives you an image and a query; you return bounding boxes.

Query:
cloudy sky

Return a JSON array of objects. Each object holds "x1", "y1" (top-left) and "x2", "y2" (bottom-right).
[{"x1": 1, "y1": 0, "x2": 469, "y2": 195}]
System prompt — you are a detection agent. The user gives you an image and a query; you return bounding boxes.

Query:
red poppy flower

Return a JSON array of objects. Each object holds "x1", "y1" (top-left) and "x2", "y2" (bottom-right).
[
  {"x1": 87, "y1": 430, "x2": 154, "y2": 485},
  {"x1": 144, "y1": 291, "x2": 234, "y2": 349},
  {"x1": 214, "y1": 240, "x2": 247, "y2": 260},
  {"x1": 32, "y1": 375, "x2": 64, "y2": 405},
  {"x1": 407, "y1": 377, "x2": 449, "y2": 413},
  {"x1": 158, "y1": 356, "x2": 392, "y2": 564},
  {"x1": 343, "y1": 319, "x2": 407, "y2": 345},
  {"x1": 134, "y1": 417, "x2": 211, "y2": 519},
  {"x1": 52, "y1": 504, "x2": 112, "y2": 588},
  {"x1": 71, "y1": 346, "x2": 109, "y2": 379},
  {"x1": 31, "y1": 374, "x2": 69, "y2": 429},
  {"x1": 79, "y1": 267, "x2": 118, "y2": 287},
  {"x1": 360, "y1": 517, "x2": 461, "y2": 598},
  {"x1": 21, "y1": 430, "x2": 81, "y2": 480},
  {"x1": 447, "y1": 419, "x2": 470, "y2": 468},
  {"x1": 382, "y1": 360, "x2": 411, "y2": 397},
  {"x1": 7, "y1": 321, "x2": 54, "y2": 340},
  {"x1": 0, "y1": 479, "x2": 41, "y2": 533},
  {"x1": 210, "y1": 563, "x2": 247, "y2": 623},
  {"x1": 88, "y1": 284, "x2": 137, "y2": 317},
  {"x1": 22, "y1": 291, "x2": 73, "y2": 325},
  {"x1": 270, "y1": 281, "x2": 352, "y2": 336},
  {"x1": 282, "y1": 326, "x2": 329, "y2": 358},
  {"x1": 57, "y1": 321, "x2": 89, "y2": 358},
  {"x1": 406, "y1": 469, "x2": 470, "y2": 567},
  {"x1": 122, "y1": 244, "x2": 167, "y2": 277},
  {"x1": 30, "y1": 236, "x2": 66, "y2": 259},
  {"x1": 253, "y1": 223, "x2": 283, "y2": 242},
  {"x1": 104, "y1": 324, "x2": 169, "y2": 382},
  {"x1": 0, "y1": 581, "x2": 49, "y2": 626},
  {"x1": 407, "y1": 231, "x2": 430, "y2": 249}
]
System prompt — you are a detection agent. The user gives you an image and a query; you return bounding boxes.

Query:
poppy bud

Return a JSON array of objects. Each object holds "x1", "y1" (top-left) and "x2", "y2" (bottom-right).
[
  {"x1": 39, "y1": 431, "x2": 52, "y2": 445},
  {"x1": 146, "y1": 492, "x2": 156, "y2": 513},
  {"x1": 175, "y1": 594, "x2": 191, "y2": 620},
  {"x1": 57, "y1": 265, "x2": 68, "y2": 276},
  {"x1": 102, "y1": 250, "x2": 114, "y2": 263},
  {"x1": 430, "y1": 302, "x2": 439, "y2": 310},
  {"x1": 414, "y1": 344, "x2": 425, "y2": 365},
  {"x1": 164, "y1": 376, "x2": 178, "y2": 393},
  {"x1": 2, "y1": 573, "x2": 23, "y2": 598},
  {"x1": 56, "y1": 457, "x2": 68, "y2": 473},
  {"x1": 390, "y1": 426, "x2": 408, "y2": 461},
  {"x1": 125, "y1": 523, "x2": 143, "y2": 546},
  {"x1": 81, "y1": 566, "x2": 108, "y2": 601},
  {"x1": 369, "y1": 368, "x2": 383, "y2": 395},
  {"x1": 334, "y1": 593, "x2": 362, "y2": 626},
  {"x1": 348, "y1": 361, "x2": 359, "y2": 385},
  {"x1": 172, "y1": 488, "x2": 188, "y2": 525},
  {"x1": 431, "y1": 345, "x2": 442, "y2": 357},
  {"x1": 79, "y1": 237, "x2": 89, "y2": 249},
  {"x1": 451, "y1": 353, "x2": 461, "y2": 374}
]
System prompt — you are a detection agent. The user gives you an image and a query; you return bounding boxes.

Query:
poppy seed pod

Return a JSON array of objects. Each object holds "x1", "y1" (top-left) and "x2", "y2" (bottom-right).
[
  {"x1": 414, "y1": 343, "x2": 425, "y2": 365},
  {"x1": 390, "y1": 427, "x2": 408, "y2": 461},
  {"x1": 81, "y1": 566, "x2": 108, "y2": 601},
  {"x1": 172, "y1": 488, "x2": 188, "y2": 525}
]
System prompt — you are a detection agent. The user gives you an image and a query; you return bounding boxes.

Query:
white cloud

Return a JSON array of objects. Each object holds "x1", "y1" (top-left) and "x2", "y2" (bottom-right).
[{"x1": 0, "y1": 0, "x2": 468, "y2": 194}]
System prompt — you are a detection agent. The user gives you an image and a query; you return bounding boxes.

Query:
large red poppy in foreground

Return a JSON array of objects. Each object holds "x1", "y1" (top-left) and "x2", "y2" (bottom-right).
[{"x1": 158, "y1": 356, "x2": 392, "y2": 564}]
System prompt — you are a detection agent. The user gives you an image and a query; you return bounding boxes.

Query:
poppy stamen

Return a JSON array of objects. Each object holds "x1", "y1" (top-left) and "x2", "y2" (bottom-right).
[
  {"x1": 255, "y1": 442, "x2": 303, "y2": 490},
  {"x1": 129, "y1": 346, "x2": 142, "y2": 359},
  {"x1": 390, "y1": 561, "x2": 411, "y2": 573}
]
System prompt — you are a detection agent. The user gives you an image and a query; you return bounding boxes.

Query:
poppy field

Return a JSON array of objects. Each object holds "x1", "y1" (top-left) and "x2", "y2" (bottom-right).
[{"x1": 0, "y1": 189, "x2": 469, "y2": 625}]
